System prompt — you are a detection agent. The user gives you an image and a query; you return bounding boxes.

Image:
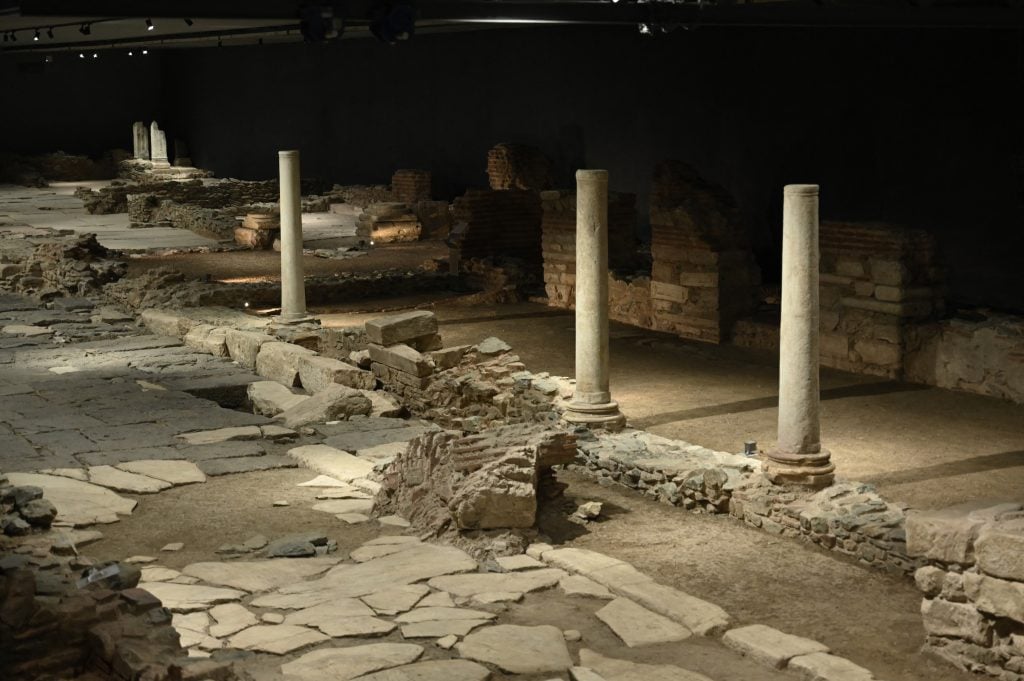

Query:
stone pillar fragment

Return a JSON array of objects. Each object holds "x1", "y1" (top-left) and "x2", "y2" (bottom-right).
[
  {"x1": 149, "y1": 122, "x2": 169, "y2": 168},
  {"x1": 764, "y1": 184, "x2": 834, "y2": 487},
  {"x1": 563, "y1": 169, "x2": 625, "y2": 431},
  {"x1": 132, "y1": 121, "x2": 149, "y2": 160},
  {"x1": 275, "y1": 150, "x2": 312, "y2": 324}
]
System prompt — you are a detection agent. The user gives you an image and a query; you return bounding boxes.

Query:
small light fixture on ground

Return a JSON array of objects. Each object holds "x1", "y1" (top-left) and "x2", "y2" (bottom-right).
[
  {"x1": 146, "y1": 18, "x2": 154, "y2": 31},
  {"x1": 33, "y1": 29, "x2": 40, "y2": 41}
]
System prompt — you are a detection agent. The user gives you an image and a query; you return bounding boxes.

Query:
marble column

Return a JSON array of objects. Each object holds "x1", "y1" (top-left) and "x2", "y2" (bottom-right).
[
  {"x1": 149, "y1": 122, "x2": 169, "y2": 168},
  {"x1": 132, "y1": 122, "x2": 149, "y2": 160},
  {"x1": 764, "y1": 184, "x2": 835, "y2": 487},
  {"x1": 563, "y1": 169, "x2": 626, "y2": 431},
  {"x1": 275, "y1": 150, "x2": 311, "y2": 324}
]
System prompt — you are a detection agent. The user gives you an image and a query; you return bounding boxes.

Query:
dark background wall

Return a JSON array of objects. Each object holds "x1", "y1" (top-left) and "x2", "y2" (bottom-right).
[{"x1": 2, "y1": 26, "x2": 1023, "y2": 313}]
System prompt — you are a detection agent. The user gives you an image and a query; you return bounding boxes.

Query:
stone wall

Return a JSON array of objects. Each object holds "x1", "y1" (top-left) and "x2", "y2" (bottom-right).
[
  {"x1": 906, "y1": 502, "x2": 1024, "y2": 678},
  {"x1": 486, "y1": 143, "x2": 553, "y2": 191},
  {"x1": 906, "y1": 312, "x2": 1024, "y2": 404},
  {"x1": 451, "y1": 189, "x2": 543, "y2": 271},
  {"x1": 818, "y1": 221, "x2": 945, "y2": 378},
  {"x1": 391, "y1": 169, "x2": 432, "y2": 203},
  {"x1": 649, "y1": 161, "x2": 761, "y2": 344},
  {"x1": 540, "y1": 190, "x2": 638, "y2": 307}
]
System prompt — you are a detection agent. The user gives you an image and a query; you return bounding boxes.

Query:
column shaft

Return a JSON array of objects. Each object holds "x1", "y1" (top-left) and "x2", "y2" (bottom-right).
[{"x1": 278, "y1": 150, "x2": 308, "y2": 322}]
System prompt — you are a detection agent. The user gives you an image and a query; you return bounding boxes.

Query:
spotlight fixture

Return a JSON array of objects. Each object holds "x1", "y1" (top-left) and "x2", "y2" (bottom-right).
[
  {"x1": 142, "y1": 48, "x2": 149, "y2": 55},
  {"x1": 217, "y1": 35, "x2": 223, "y2": 47},
  {"x1": 78, "y1": 52, "x2": 85, "y2": 59},
  {"x1": 79, "y1": 23, "x2": 91, "y2": 35},
  {"x1": 128, "y1": 50, "x2": 133, "y2": 56},
  {"x1": 47, "y1": 27, "x2": 54, "y2": 39},
  {"x1": 92, "y1": 52, "x2": 98, "y2": 58},
  {"x1": 638, "y1": 23, "x2": 653, "y2": 34},
  {"x1": 184, "y1": 18, "x2": 194, "y2": 26},
  {"x1": 33, "y1": 29, "x2": 40, "y2": 41},
  {"x1": 146, "y1": 18, "x2": 154, "y2": 31}
]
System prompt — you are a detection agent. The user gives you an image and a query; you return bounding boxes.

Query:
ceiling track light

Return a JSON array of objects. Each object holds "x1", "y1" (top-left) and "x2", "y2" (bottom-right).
[{"x1": 146, "y1": 18, "x2": 154, "y2": 31}]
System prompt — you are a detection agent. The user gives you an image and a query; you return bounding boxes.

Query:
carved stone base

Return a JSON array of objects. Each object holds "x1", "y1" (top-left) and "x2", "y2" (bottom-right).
[
  {"x1": 271, "y1": 313, "x2": 317, "y2": 326},
  {"x1": 562, "y1": 400, "x2": 626, "y2": 432},
  {"x1": 762, "y1": 449, "x2": 835, "y2": 488}
]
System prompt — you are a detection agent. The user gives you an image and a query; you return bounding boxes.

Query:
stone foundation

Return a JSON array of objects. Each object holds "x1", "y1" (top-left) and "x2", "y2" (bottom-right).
[
  {"x1": 486, "y1": 143, "x2": 553, "y2": 191},
  {"x1": 907, "y1": 502, "x2": 1024, "y2": 678}
]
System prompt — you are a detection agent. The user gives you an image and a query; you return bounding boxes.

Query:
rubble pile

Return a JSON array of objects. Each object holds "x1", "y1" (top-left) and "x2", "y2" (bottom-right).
[
  {"x1": 0, "y1": 234, "x2": 127, "y2": 298},
  {"x1": 458, "y1": 256, "x2": 541, "y2": 304},
  {"x1": 649, "y1": 160, "x2": 761, "y2": 343},
  {"x1": 376, "y1": 424, "x2": 576, "y2": 536},
  {"x1": 2, "y1": 474, "x2": 58, "y2": 536},
  {"x1": 486, "y1": 143, "x2": 553, "y2": 191},
  {"x1": 357, "y1": 203, "x2": 422, "y2": 243},
  {"x1": 907, "y1": 502, "x2": 1024, "y2": 679}
]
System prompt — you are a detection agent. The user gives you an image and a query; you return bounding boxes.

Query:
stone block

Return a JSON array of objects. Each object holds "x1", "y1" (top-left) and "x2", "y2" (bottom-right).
[
  {"x1": 835, "y1": 258, "x2": 865, "y2": 279},
  {"x1": 225, "y1": 330, "x2": 276, "y2": 370},
  {"x1": 853, "y1": 339, "x2": 901, "y2": 367},
  {"x1": 964, "y1": 572, "x2": 1024, "y2": 624},
  {"x1": 365, "y1": 311, "x2": 438, "y2": 347},
  {"x1": 874, "y1": 285, "x2": 904, "y2": 303},
  {"x1": 430, "y1": 346, "x2": 472, "y2": 371},
  {"x1": 247, "y1": 381, "x2": 309, "y2": 417},
  {"x1": 921, "y1": 598, "x2": 991, "y2": 646},
  {"x1": 368, "y1": 343, "x2": 435, "y2": 377},
  {"x1": 182, "y1": 324, "x2": 229, "y2": 357},
  {"x1": 297, "y1": 355, "x2": 376, "y2": 393},
  {"x1": 276, "y1": 383, "x2": 373, "y2": 428},
  {"x1": 650, "y1": 281, "x2": 686, "y2": 303},
  {"x1": 975, "y1": 520, "x2": 1024, "y2": 581},
  {"x1": 869, "y1": 258, "x2": 908, "y2": 286},
  {"x1": 914, "y1": 566, "x2": 946, "y2": 597},
  {"x1": 141, "y1": 309, "x2": 194, "y2": 338},
  {"x1": 787, "y1": 652, "x2": 874, "y2": 681},
  {"x1": 906, "y1": 502, "x2": 1023, "y2": 565},
  {"x1": 614, "y1": 580, "x2": 730, "y2": 636},
  {"x1": 819, "y1": 333, "x2": 849, "y2": 359},
  {"x1": 722, "y1": 624, "x2": 829, "y2": 669},
  {"x1": 255, "y1": 342, "x2": 316, "y2": 387}
]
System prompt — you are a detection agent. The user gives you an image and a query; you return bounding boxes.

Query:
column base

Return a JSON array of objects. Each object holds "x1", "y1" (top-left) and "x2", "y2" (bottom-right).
[
  {"x1": 271, "y1": 313, "x2": 317, "y2": 326},
  {"x1": 762, "y1": 449, "x2": 835, "y2": 488},
  {"x1": 562, "y1": 400, "x2": 626, "y2": 432}
]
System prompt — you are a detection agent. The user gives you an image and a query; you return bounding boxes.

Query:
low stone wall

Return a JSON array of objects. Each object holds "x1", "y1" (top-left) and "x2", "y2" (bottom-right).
[
  {"x1": 907, "y1": 502, "x2": 1024, "y2": 678},
  {"x1": 486, "y1": 143, "x2": 553, "y2": 191}
]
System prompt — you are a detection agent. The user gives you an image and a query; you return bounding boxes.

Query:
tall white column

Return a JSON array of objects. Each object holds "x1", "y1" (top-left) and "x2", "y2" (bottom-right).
[
  {"x1": 764, "y1": 184, "x2": 834, "y2": 487},
  {"x1": 276, "y1": 150, "x2": 311, "y2": 324},
  {"x1": 563, "y1": 169, "x2": 625, "y2": 431}
]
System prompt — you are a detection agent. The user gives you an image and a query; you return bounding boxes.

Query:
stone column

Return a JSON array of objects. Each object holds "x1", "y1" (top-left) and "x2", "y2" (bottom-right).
[
  {"x1": 764, "y1": 184, "x2": 835, "y2": 487},
  {"x1": 132, "y1": 122, "x2": 149, "y2": 160},
  {"x1": 149, "y1": 122, "x2": 169, "y2": 168},
  {"x1": 563, "y1": 169, "x2": 626, "y2": 431},
  {"x1": 275, "y1": 150, "x2": 312, "y2": 324}
]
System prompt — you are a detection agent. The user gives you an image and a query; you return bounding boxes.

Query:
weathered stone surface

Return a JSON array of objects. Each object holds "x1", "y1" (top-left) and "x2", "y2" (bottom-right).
[
  {"x1": 298, "y1": 354, "x2": 376, "y2": 393},
  {"x1": 297, "y1": 474, "x2": 348, "y2": 487},
  {"x1": 361, "y1": 584, "x2": 430, "y2": 615},
  {"x1": 141, "y1": 309, "x2": 194, "y2": 337},
  {"x1": 615, "y1": 581, "x2": 730, "y2": 636},
  {"x1": 579, "y1": 649, "x2": 714, "y2": 681},
  {"x1": 177, "y1": 426, "x2": 262, "y2": 446},
  {"x1": 361, "y1": 389, "x2": 406, "y2": 418},
  {"x1": 975, "y1": 520, "x2": 1024, "y2": 581},
  {"x1": 365, "y1": 311, "x2": 438, "y2": 347},
  {"x1": 139, "y1": 582, "x2": 246, "y2": 612},
  {"x1": 559, "y1": 575, "x2": 613, "y2": 599},
  {"x1": 914, "y1": 566, "x2": 946, "y2": 597},
  {"x1": 256, "y1": 342, "x2": 316, "y2": 387},
  {"x1": 116, "y1": 459, "x2": 206, "y2": 485},
  {"x1": 905, "y1": 502, "x2": 1023, "y2": 565},
  {"x1": 7, "y1": 472, "x2": 136, "y2": 526},
  {"x1": 400, "y1": 620, "x2": 492, "y2": 638},
  {"x1": 182, "y1": 324, "x2": 230, "y2": 357},
  {"x1": 963, "y1": 572, "x2": 1024, "y2": 623},
  {"x1": 281, "y1": 643, "x2": 424, "y2": 681},
  {"x1": 457, "y1": 625, "x2": 573, "y2": 674},
  {"x1": 225, "y1": 329, "x2": 275, "y2": 369},
  {"x1": 353, "y1": 660, "x2": 491, "y2": 681},
  {"x1": 428, "y1": 568, "x2": 566, "y2": 597},
  {"x1": 87, "y1": 465, "x2": 171, "y2": 493},
  {"x1": 396, "y1": 606, "x2": 497, "y2": 623},
  {"x1": 277, "y1": 383, "x2": 373, "y2": 428},
  {"x1": 248, "y1": 380, "x2": 309, "y2": 416},
  {"x1": 208, "y1": 603, "x2": 259, "y2": 638},
  {"x1": 288, "y1": 444, "x2": 375, "y2": 481},
  {"x1": 472, "y1": 591, "x2": 523, "y2": 604},
  {"x1": 595, "y1": 598, "x2": 691, "y2": 647},
  {"x1": 182, "y1": 557, "x2": 337, "y2": 592},
  {"x1": 787, "y1": 652, "x2": 875, "y2": 681},
  {"x1": 921, "y1": 598, "x2": 992, "y2": 646},
  {"x1": 722, "y1": 624, "x2": 829, "y2": 669},
  {"x1": 18, "y1": 498, "x2": 58, "y2": 527},
  {"x1": 475, "y1": 337, "x2": 511, "y2": 356},
  {"x1": 313, "y1": 498, "x2": 375, "y2": 515},
  {"x1": 369, "y1": 343, "x2": 435, "y2": 377},
  {"x1": 496, "y1": 554, "x2": 545, "y2": 571},
  {"x1": 141, "y1": 566, "x2": 182, "y2": 582},
  {"x1": 227, "y1": 624, "x2": 328, "y2": 654}
]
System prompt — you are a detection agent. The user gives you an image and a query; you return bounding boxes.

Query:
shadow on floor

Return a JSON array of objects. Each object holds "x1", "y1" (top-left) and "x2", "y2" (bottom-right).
[
  {"x1": 861, "y1": 450, "x2": 1024, "y2": 487},
  {"x1": 631, "y1": 380, "x2": 931, "y2": 430},
  {"x1": 438, "y1": 310, "x2": 573, "y2": 326}
]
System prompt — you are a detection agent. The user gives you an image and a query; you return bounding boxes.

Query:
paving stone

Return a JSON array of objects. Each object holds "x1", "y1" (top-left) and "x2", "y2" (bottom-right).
[
  {"x1": 614, "y1": 581, "x2": 730, "y2": 636},
  {"x1": 225, "y1": 329, "x2": 276, "y2": 370},
  {"x1": 126, "y1": 555, "x2": 158, "y2": 564},
  {"x1": 179, "y1": 441, "x2": 265, "y2": 462},
  {"x1": 77, "y1": 446, "x2": 183, "y2": 467},
  {"x1": 351, "y1": 541, "x2": 422, "y2": 563},
  {"x1": 559, "y1": 575, "x2": 614, "y2": 600},
  {"x1": 472, "y1": 591, "x2": 523, "y2": 604},
  {"x1": 227, "y1": 624, "x2": 328, "y2": 654},
  {"x1": 139, "y1": 581, "x2": 246, "y2": 612},
  {"x1": 297, "y1": 474, "x2": 349, "y2": 487},
  {"x1": 400, "y1": 620, "x2": 492, "y2": 638},
  {"x1": 427, "y1": 568, "x2": 566, "y2": 597},
  {"x1": 337, "y1": 513, "x2": 371, "y2": 524},
  {"x1": 313, "y1": 498, "x2": 376, "y2": 515},
  {"x1": 38, "y1": 467, "x2": 88, "y2": 481},
  {"x1": 569, "y1": 666, "x2": 607, "y2": 681},
  {"x1": 261, "y1": 424, "x2": 297, "y2": 440},
  {"x1": 361, "y1": 584, "x2": 431, "y2": 615},
  {"x1": 86, "y1": 465, "x2": 171, "y2": 493},
  {"x1": 354, "y1": 660, "x2": 490, "y2": 681},
  {"x1": 177, "y1": 426, "x2": 263, "y2": 446},
  {"x1": 208, "y1": 603, "x2": 259, "y2": 638},
  {"x1": 161, "y1": 542, "x2": 185, "y2": 552},
  {"x1": 281, "y1": 643, "x2": 424, "y2": 681},
  {"x1": 141, "y1": 566, "x2": 182, "y2": 582},
  {"x1": 6, "y1": 472, "x2": 136, "y2": 526},
  {"x1": 116, "y1": 459, "x2": 206, "y2": 485},
  {"x1": 788, "y1": 652, "x2": 875, "y2": 681},
  {"x1": 723, "y1": 624, "x2": 830, "y2": 669},
  {"x1": 396, "y1": 606, "x2": 497, "y2": 624},
  {"x1": 456, "y1": 624, "x2": 573, "y2": 674},
  {"x1": 288, "y1": 444, "x2": 376, "y2": 481},
  {"x1": 378, "y1": 514, "x2": 411, "y2": 527},
  {"x1": 595, "y1": 598, "x2": 691, "y2": 647},
  {"x1": 262, "y1": 613, "x2": 285, "y2": 624},
  {"x1": 173, "y1": 611, "x2": 211, "y2": 634},
  {"x1": 277, "y1": 383, "x2": 374, "y2": 428},
  {"x1": 436, "y1": 635, "x2": 458, "y2": 650},
  {"x1": 418, "y1": 591, "x2": 456, "y2": 608},
  {"x1": 248, "y1": 380, "x2": 309, "y2": 417},
  {"x1": 197, "y1": 455, "x2": 297, "y2": 476},
  {"x1": 256, "y1": 341, "x2": 316, "y2": 387},
  {"x1": 496, "y1": 554, "x2": 545, "y2": 571},
  {"x1": 23, "y1": 429, "x2": 98, "y2": 456},
  {"x1": 182, "y1": 557, "x2": 338, "y2": 592},
  {"x1": 578, "y1": 648, "x2": 714, "y2": 681},
  {"x1": 315, "y1": 487, "x2": 372, "y2": 500}
]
